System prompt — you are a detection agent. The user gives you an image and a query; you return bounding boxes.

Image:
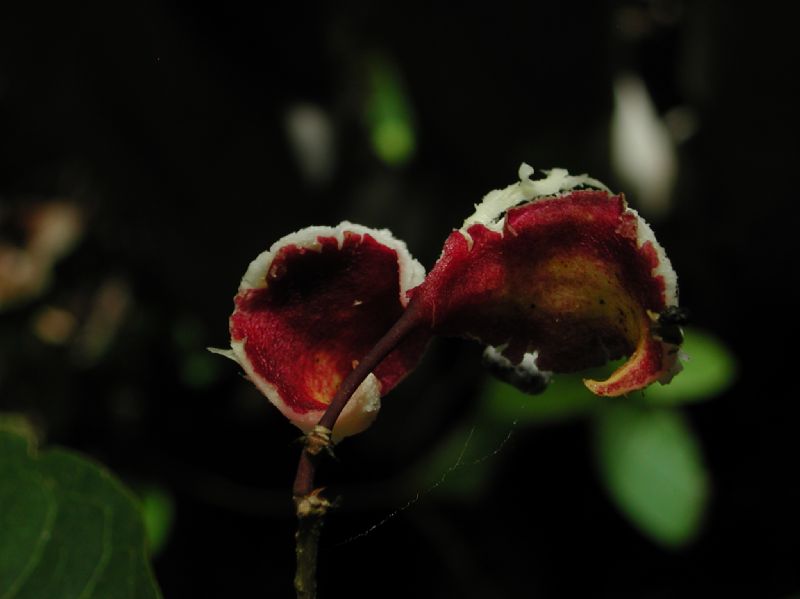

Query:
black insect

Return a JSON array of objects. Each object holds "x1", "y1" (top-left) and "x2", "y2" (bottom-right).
[{"x1": 654, "y1": 306, "x2": 689, "y2": 345}]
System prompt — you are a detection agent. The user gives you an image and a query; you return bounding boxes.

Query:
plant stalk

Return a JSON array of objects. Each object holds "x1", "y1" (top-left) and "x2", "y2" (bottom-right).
[
  {"x1": 293, "y1": 299, "x2": 424, "y2": 498},
  {"x1": 292, "y1": 299, "x2": 424, "y2": 598},
  {"x1": 294, "y1": 510, "x2": 322, "y2": 599}
]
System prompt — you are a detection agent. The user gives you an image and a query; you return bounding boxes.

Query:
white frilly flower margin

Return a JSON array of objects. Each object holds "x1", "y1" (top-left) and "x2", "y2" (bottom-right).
[{"x1": 210, "y1": 222, "x2": 425, "y2": 440}]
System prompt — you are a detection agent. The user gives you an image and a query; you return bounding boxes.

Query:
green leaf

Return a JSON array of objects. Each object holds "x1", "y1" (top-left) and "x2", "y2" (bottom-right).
[
  {"x1": 0, "y1": 428, "x2": 162, "y2": 599},
  {"x1": 180, "y1": 350, "x2": 222, "y2": 389},
  {"x1": 366, "y1": 57, "x2": 416, "y2": 166},
  {"x1": 482, "y1": 327, "x2": 735, "y2": 420},
  {"x1": 140, "y1": 487, "x2": 175, "y2": 557},
  {"x1": 481, "y1": 374, "x2": 598, "y2": 425},
  {"x1": 479, "y1": 360, "x2": 631, "y2": 425},
  {"x1": 0, "y1": 414, "x2": 39, "y2": 444},
  {"x1": 639, "y1": 327, "x2": 736, "y2": 406},
  {"x1": 594, "y1": 402, "x2": 709, "y2": 547}
]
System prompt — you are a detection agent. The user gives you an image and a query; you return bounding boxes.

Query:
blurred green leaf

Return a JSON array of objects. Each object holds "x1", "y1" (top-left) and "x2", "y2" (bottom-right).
[
  {"x1": 639, "y1": 327, "x2": 736, "y2": 406},
  {"x1": 0, "y1": 427, "x2": 162, "y2": 599},
  {"x1": 366, "y1": 57, "x2": 416, "y2": 166},
  {"x1": 594, "y1": 402, "x2": 709, "y2": 547},
  {"x1": 181, "y1": 350, "x2": 222, "y2": 389},
  {"x1": 0, "y1": 413, "x2": 39, "y2": 444},
  {"x1": 480, "y1": 326, "x2": 734, "y2": 423},
  {"x1": 140, "y1": 487, "x2": 175, "y2": 557},
  {"x1": 172, "y1": 316, "x2": 221, "y2": 388},
  {"x1": 481, "y1": 375, "x2": 597, "y2": 425},
  {"x1": 480, "y1": 360, "x2": 630, "y2": 425}
]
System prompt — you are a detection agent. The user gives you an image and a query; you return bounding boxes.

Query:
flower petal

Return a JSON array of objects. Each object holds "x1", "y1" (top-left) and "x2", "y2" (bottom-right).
[
  {"x1": 226, "y1": 222, "x2": 427, "y2": 438},
  {"x1": 411, "y1": 166, "x2": 681, "y2": 396}
]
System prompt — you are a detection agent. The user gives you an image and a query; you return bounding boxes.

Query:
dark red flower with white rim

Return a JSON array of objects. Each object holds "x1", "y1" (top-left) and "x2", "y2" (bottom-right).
[
  {"x1": 213, "y1": 222, "x2": 428, "y2": 439},
  {"x1": 410, "y1": 164, "x2": 681, "y2": 396},
  {"x1": 215, "y1": 164, "x2": 683, "y2": 441}
]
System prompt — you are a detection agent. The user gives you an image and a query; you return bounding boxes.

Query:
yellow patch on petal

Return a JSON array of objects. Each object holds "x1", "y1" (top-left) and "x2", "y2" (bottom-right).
[{"x1": 303, "y1": 352, "x2": 342, "y2": 406}]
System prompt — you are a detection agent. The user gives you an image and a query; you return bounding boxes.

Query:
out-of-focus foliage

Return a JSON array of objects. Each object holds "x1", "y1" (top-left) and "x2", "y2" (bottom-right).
[
  {"x1": 0, "y1": 421, "x2": 162, "y2": 599},
  {"x1": 412, "y1": 327, "x2": 734, "y2": 546},
  {"x1": 140, "y1": 486, "x2": 175, "y2": 558},
  {"x1": 365, "y1": 57, "x2": 416, "y2": 166},
  {"x1": 172, "y1": 317, "x2": 223, "y2": 389},
  {"x1": 482, "y1": 365, "x2": 606, "y2": 425},
  {"x1": 483, "y1": 328, "x2": 736, "y2": 422},
  {"x1": 594, "y1": 403, "x2": 708, "y2": 546},
  {"x1": 639, "y1": 328, "x2": 736, "y2": 406}
]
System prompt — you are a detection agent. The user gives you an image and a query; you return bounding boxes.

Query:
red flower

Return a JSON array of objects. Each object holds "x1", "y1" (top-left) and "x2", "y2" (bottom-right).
[
  {"x1": 213, "y1": 223, "x2": 428, "y2": 439},
  {"x1": 411, "y1": 165, "x2": 681, "y2": 396},
  {"x1": 215, "y1": 165, "x2": 682, "y2": 437}
]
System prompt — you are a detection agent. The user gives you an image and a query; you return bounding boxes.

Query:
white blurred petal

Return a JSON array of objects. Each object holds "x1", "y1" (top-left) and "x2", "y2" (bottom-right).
[
  {"x1": 611, "y1": 73, "x2": 678, "y2": 218},
  {"x1": 285, "y1": 103, "x2": 335, "y2": 185}
]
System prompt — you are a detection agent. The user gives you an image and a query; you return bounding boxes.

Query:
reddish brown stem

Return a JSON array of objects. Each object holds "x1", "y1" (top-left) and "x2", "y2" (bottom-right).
[
  {"x1": 292, "y1": 298, "x2": 425, "y2": 498},
  {"x1": 292, "y1": 299, "x2": 426, "y2": 599}
]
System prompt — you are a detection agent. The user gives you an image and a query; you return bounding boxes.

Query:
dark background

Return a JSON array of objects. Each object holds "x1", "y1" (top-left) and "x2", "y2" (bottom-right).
[{"x1": 1, "y1": 1, "x2": 798, "y2": 597}]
